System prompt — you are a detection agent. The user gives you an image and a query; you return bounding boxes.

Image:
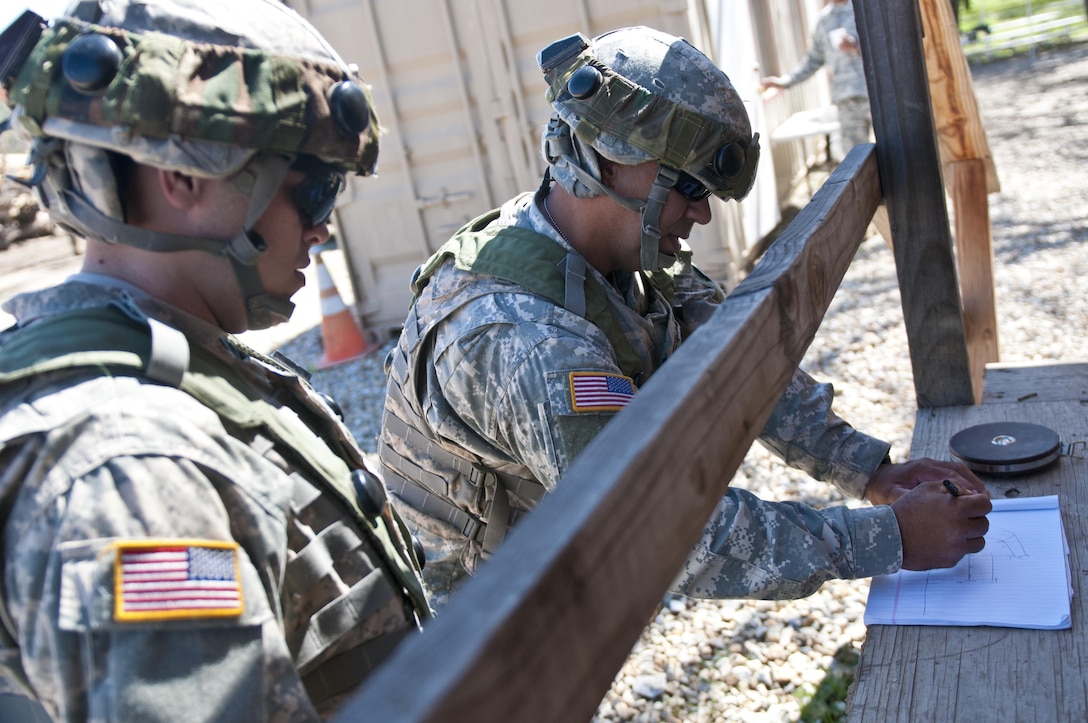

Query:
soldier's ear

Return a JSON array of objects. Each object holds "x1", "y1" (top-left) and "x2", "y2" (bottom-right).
[{"x1": 157, "y1": 169, "x2": 212, "y2": 212}]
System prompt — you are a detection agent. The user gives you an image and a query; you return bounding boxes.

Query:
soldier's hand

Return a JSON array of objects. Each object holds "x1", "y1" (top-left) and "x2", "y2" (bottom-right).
[
  {"x1": 864, "y1": 457, "x2": 987, "y2": 506},
  {"x1": 759, "y1": 77, "x2": 785, "y2": 99},
  {"x1": 891, "y1": 480, "x2": 991, "y2": 570},
  {"x1": 839, "y1": 35, "x2": 860, "y2": 53}
]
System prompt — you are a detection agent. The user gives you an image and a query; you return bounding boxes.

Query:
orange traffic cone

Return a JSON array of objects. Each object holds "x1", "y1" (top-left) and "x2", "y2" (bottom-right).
[{"x1": 314, "y1": 252, "x2": 375, "y2": 369}]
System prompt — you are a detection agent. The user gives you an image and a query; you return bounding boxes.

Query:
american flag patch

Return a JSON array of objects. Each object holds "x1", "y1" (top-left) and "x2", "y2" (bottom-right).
[
  {"x1": 113, "y1": 541, "x2": 244, "y2": 622},
  {"x1": 569, "y1": 372, "x2": 636, "y2": 412}
]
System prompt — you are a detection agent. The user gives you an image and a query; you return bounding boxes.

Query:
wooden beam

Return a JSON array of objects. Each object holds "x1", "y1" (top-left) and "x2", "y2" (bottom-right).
[
  {"x1": 917, "y1": 0, "x2": 1001, "y2": 193},
  {"x1": 917, "y1": 0, "x2": 1002, "y2": 401},
  {"x1": 948, "y1": 158, "x2": 999, "y2": 403},
  {"x1": 854, "y1": 0, "x2": 974, "y2": 408},
  {"x1": 333, "y1": 146, "x2": 884, "y2": 723}
]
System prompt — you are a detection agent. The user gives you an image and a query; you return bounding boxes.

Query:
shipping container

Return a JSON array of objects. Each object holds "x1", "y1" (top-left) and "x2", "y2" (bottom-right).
[{"x1": 283, "y1": 0, "x2": 831, "y2": 338}]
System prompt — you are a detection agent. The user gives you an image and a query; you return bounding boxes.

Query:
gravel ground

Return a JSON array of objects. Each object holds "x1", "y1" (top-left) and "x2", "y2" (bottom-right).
[
  {"x1": 3, "y1": 40, "x2": 1084, "y2": 723},
  {"x1": 266, "y1": 42, "x2": 1088, "y2": 722}
]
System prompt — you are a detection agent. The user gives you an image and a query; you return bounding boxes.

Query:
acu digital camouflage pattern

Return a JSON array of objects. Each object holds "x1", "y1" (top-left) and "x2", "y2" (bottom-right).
[
  {"x1": 542, "y1": 27, "x2": 759, "y2": 201},
  {"x1": 6, "y1": 0, "x2": 380, "y2": 176},
  {"x1": 834, "y1": 95, "x2": 871, "y2": 152},
  {"x1": 0, "y1": 280, "x2": 423, "y2": 720},
  {"x1": 381, "y1": 191, "x2": 902, "y2": 608},
  {"x1": 780, "y1": 0, "x2": 868, "y2": 103}
]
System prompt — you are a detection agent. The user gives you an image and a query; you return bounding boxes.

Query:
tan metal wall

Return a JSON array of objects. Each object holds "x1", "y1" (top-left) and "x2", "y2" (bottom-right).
[
  {"x1": 285, "y1": 0, "x2": 815, "y2": 338},
  {"x1": 757, "y1": 0, "x2": 833, "y2": 203}
]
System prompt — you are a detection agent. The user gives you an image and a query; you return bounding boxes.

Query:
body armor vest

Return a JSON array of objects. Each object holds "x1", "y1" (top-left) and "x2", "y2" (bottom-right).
[
  {"x1": 380, "y1": 206, "x2": 681, "y2": 556},
  {"x1": 0, "y1": 303, "x2": 430, "y2": 710}
]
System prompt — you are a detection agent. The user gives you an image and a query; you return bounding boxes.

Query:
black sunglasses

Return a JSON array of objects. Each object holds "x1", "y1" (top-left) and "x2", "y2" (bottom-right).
[
  {"x1": 291, "y1": 169, "x2": 345, "y2": 228},
  {"x1": 289, "y1": 156, "x2": 346, "y2": 228},
  {"x1": 671, "y1": 169, "x2": 712, "y2": 203}
]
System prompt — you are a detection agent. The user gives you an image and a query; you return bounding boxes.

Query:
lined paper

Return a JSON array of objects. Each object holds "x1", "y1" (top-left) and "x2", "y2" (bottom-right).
[{"x1": 865, "y1": 495, "x2": 1072, "y2": 629}]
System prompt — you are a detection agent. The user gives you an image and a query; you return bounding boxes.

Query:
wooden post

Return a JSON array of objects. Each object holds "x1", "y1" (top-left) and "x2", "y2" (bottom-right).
[
  {"x1": 854, "y1": 0, "x2": 974, "y2": 408},
  {"x1": 948, "y1": 158, "x2": 999, "y2": 402},
  {"x1": 917, "y1": 0, "x2": 1002, "y2": 402},
  {"x1": 917, "y1": 0, "x2": 1000, "y2": 192}
]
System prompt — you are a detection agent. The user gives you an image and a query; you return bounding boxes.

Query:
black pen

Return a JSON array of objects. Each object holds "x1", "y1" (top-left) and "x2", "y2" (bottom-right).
[{"x1": 943, "y1": 479, "x2": 962, "y2": 497}]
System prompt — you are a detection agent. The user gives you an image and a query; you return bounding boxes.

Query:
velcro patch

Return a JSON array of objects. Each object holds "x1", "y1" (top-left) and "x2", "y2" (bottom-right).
[
  {"x1": 569, "y1": 372, "x2": 636, "y2": 412},
  {"x1": 113, "y1": 540, "x2": 244, "y2": 622}
]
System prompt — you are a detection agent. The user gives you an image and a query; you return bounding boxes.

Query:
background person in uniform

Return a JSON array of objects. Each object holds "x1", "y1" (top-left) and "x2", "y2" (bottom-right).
[
  {"x1": 0, "y1": 1, "x2": 428, "y2": 719},
  {"x1": 761, "y1": 0, "x2": 872, "y2": 162},
  {"x1": 378, "y1": 26, "x2": 990, "y2": 610}
]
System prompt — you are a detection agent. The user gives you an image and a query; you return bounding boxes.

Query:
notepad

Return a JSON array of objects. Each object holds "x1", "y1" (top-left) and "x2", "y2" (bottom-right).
[{"x1": 864, "y1": 495, "x2": 1072, "y2": 629}]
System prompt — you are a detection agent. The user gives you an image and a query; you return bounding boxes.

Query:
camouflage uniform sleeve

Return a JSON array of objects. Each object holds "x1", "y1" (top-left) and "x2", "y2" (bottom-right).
[
  {"x1": 671, "y1": 487, "x2": 902, "y2": 600},
  {"x1": 0, "y1": 378, "x2": 317, "y2": 722},
  {"x1": 781, "y1": 17, "x2": 831, "y2": 88},
  {"x1": 757, "y1": 368, "x2": 890, "y2": 500},
  {"x1": 666, "y1": 254, "x2": 889, "y2": 499}
]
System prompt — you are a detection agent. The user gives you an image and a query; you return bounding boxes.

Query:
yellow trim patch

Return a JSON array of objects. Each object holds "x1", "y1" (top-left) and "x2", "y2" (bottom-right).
[
  {"x1": 111, "y1": 539, "x2": 244, "y2": 622},
  {"x1": 568, "y1": 371, "x2": 636, "y2": 412}
]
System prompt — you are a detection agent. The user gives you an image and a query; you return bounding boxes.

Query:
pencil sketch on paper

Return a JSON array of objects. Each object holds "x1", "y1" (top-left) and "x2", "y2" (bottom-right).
[
  {"x1": 920, "y1": 526, "x2": 1028, "y2": 614},
  {"x1": 986, "y1": 525, "x2": 1029, "y2": 559}
]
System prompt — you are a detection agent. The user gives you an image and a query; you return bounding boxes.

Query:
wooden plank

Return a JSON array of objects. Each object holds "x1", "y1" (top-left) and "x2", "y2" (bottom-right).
[
  {"x1": 948, "y1": 159, "x2": 999, "y2": 403},
  {"x1": 848, "y1": 372, "x2": 1088, "y2": 721},
  {"x1": 854, "y1": 0, "x2": 974, "y2": 408},
  {"x1": 917, "y1": 0, "x2": 1001, "y2": 193},
  {"x1": 334, "y1": 146, "x2": 884, "y2": 723},
  {"x1": 983, "y1": 361, "x2": 1088, "y2": 404}
]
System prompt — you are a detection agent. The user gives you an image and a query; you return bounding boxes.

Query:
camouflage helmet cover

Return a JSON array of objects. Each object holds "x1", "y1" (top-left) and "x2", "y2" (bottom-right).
[
  {"x1": 540, "y1": 26, "x2": 759, "y2": 202},
  {"x1": 3, "y1": 0, "x2": 380, "y2": 177},
  {"x1": 0, "y1": 0, "x2": 380, "y2": 331}
]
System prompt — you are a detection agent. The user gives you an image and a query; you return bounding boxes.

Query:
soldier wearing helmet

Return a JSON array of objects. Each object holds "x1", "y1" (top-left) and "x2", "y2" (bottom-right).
[
  {"x1": 761, "y1": 0, "x2": 872, "y2": 162},
  {"x1": 378, "y1": 26, "x2": 989, "y2": 608},
  {"x1": 0, "y1": 1, "x2": 428, "y2": 719}
]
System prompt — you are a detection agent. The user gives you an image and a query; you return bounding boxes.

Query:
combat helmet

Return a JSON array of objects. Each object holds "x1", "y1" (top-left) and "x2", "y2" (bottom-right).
[
  {"x1": 538, "y1": 26, "x2": 759, "y2": 271},
  {"x1": 0, "y1": 0, "x2": 380, "y2": 329}
]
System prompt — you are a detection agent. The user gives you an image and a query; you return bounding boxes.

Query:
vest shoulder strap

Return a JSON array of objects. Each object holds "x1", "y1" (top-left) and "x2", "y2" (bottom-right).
[
  {"x1": 414, "y1": 210, "x2": 647, "y2": 379},
  {"x1": 0, "y1": 305, "x2": 187, "y2": 385}
]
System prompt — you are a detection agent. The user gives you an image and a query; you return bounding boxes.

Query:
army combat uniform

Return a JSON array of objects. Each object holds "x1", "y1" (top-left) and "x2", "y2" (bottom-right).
[
  {"x1": 0, "y1": 278, "x2": 429, "y2": 721},
  {"x1": 778, "y1": 0, "x2": 872, "y2": 155},
  {"x1": 380, "y1": 191, "x2": 901, "y2": 608}
]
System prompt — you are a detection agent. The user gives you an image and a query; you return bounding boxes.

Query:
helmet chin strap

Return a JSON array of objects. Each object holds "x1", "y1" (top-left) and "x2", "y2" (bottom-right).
[
  {"x1": 553, "y1": 151, "x2": 678, "y2": 272},
  {"x1": 48, "y1": 150, "x2": 295, "y2": 331},
  {"x1": 223, "y1": 153, "x2": 294, "y2": 330},
  {"x1": 640, "y1": 166, "x2": 679, "y2": 272},
  {"x1": 544, "y1": 121, "x2": 678, "y2": 272}
]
